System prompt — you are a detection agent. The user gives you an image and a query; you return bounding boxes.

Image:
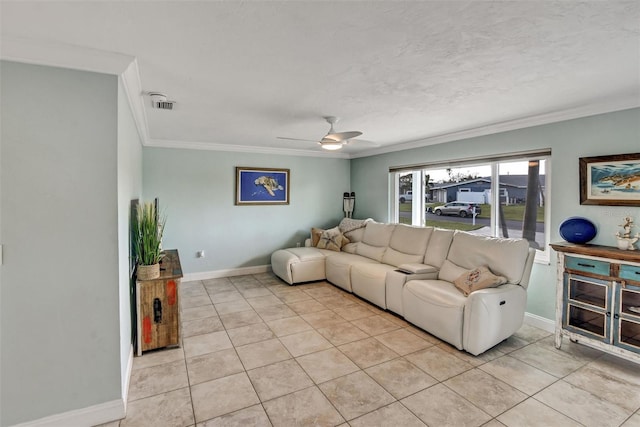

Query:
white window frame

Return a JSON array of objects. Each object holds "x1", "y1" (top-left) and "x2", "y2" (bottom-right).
[{"x1": 390, "y1": 172, "x2": 400, "y2": 223}]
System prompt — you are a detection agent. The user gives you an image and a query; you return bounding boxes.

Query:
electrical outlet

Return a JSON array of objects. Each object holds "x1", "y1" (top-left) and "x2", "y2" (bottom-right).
[{"x1": 196, "y1": 250, "x2": 205, "y2": 258}]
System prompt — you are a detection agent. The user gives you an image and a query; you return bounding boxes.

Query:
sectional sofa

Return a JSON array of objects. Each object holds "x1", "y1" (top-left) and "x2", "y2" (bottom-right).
[{"x1": 271, "y1": 219, "x2": 536, "y2": 355}]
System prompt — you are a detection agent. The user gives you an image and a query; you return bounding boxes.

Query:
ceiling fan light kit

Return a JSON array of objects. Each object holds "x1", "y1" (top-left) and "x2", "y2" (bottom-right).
[
  {"x1": 320, "y1": 140, "x2": 344, "y2": 150},
  {"x1": 277, "y1": 116, "x2": 369, "y2": 151}
]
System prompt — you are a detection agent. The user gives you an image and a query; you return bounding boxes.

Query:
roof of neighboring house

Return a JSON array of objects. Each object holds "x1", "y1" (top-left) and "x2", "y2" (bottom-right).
[
  {"x1": 429, "y1": 175, "x2": 546, "y2": 190},
  {"x1": 430, "y1": 178, "x2": 490, "y2": 190},
  {"x1": 498, "y1": 174, "x2": 547, "y2": 188}
]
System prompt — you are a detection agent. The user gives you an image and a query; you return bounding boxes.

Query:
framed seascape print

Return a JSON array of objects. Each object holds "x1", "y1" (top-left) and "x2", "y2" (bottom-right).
[
  {"x1": 235, "y1": 167, "x2": 290, "y2": 205},
  {"x1": 580, "y1": 153, "x2": 640, "y2": 206}
]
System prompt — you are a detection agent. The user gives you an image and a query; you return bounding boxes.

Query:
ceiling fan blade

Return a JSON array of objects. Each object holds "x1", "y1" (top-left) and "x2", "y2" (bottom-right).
[
  {"x1": 324, "y1": 131, "x2": 363, "y2": 141},
  {"x1": 276, "y1": 136, "x2": 319, "y2": 143}
]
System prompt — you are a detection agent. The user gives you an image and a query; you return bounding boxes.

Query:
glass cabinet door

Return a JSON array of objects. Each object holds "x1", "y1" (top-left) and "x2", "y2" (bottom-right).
[
  {"x1": 567, "y1": 305, "x2": 607, "y2": 337},
  {"x1": 567, "y1": 275, "x2": 607, "y2": 307},
  {"x1": 614, "y1": 282, "x2": 640, "y2": 354},
  {"x1": 563, "y1": 273, "x2": 611, "y2": 342},
  {"x1": 619, "y1": 284, "x2": 640, "y2": 317}
]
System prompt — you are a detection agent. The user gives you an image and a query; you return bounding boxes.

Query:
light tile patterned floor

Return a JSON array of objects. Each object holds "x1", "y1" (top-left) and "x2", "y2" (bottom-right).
[{"x1": 100, "y1": 273, "x2": 640, "y2": 427}]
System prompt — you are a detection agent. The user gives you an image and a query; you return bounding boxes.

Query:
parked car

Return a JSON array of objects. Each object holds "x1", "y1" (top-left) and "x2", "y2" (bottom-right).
[
  {"x1": 399, "y1": 191, "x2": 430, "y2": 203},
  {"x1": 432, "y1": 202, "x2": 481, "y2": 217},
  {"x1": 399, "y1": 191, "x2": 413, "y2": 203}
]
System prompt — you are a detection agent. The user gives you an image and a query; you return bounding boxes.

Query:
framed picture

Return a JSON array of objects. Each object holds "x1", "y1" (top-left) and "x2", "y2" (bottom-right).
[
  {"x1": 579, "y1": 153, "x2": 640, "y2": 206},
  {"x1": 235, "y1": 167, "x2": 290, "y2": 205}
]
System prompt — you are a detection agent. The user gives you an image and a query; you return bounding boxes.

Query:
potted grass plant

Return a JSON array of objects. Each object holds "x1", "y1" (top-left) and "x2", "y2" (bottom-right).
[{"x1": 133, "y1": 201, "x2": 166, "y2": 280}]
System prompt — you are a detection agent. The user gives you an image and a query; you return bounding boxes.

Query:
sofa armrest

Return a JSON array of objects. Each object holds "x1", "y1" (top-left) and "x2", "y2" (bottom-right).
[
  {"x1": 397, "y1": 263, "x2": 438, "y2": 274},
  {"x1": 463, "y1": 284, "x2": 527, "y2": 355}
]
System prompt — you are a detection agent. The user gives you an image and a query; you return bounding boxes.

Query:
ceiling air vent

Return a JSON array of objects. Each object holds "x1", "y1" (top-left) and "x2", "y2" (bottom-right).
[{"x1": 149, "y1": 92, "x2": 176, "y2": 110}]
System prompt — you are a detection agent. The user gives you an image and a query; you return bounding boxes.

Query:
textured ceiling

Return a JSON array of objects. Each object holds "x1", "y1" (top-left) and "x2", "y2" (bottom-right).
[{"x1": 1, "y1": 1, "x2": 639, "y2": 157}]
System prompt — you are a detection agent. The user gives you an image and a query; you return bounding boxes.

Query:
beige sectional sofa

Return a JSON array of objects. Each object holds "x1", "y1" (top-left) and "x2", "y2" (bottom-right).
[{"x1": 271, "y1": 220, "x2": 535, "y2": 355}]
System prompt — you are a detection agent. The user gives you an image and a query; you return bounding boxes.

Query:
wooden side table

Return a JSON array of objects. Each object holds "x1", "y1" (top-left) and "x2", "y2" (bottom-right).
[{"x1": 136, "y1": 249, "x2": 183, "y2": 356}]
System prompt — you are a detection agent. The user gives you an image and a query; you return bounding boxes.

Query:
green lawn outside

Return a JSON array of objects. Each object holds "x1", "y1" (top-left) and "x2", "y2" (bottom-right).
[
  {"x1": 475, "y1": 204, "x2": 544, "y2": 222},
  {"x1": 399, "y1": 203, "x2": 412, "y2": 212}
]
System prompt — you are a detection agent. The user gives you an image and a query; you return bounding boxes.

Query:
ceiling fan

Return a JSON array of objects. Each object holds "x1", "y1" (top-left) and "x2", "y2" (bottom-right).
[{"x1": 278, "y1": 116, "x2": 370, "y2": 151}]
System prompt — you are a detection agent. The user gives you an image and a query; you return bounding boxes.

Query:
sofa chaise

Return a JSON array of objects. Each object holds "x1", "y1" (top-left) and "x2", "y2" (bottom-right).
[{"x1": 271, "y1": 220, "x2": 535, "y2": 355}]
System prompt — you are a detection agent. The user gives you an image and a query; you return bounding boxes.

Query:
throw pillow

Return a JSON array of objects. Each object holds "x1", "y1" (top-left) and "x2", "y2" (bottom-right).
[
  {"x1": 311, "y1": 227, "x2": 324, "y2": 247},
  {"x1": 453, "y1": 265, "x2": 507, "y2": 296},
  {"x1": 338, "y1": 217, "x2": 372, "y2": 234},
  {"x1": 316, "y1": 226, "x2": 349, "y2": 252}
]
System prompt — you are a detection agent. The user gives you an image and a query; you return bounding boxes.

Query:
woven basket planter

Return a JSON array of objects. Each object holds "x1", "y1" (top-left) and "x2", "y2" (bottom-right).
[{"x1": 137, "y1": 263, "x2": 160, "y2": 280}]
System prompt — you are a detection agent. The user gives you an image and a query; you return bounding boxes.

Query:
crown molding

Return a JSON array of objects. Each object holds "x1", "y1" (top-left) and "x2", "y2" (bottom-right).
[
  {"x1": 351, "y1": 97, "x2": 640, "y2": 159},
  {"x1": 119, "y1": 60, "x2": 149, "y2": 144},
  {"x1": 0, "y1": 35, "x2": 134, "y2": 75},
  {"x1": 144, "y1": 138, "x2": 351, "y2": 159}
]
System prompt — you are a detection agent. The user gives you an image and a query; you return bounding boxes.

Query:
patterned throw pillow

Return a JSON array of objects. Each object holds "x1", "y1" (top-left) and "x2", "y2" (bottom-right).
[
  {"x1": 338, "y1": 217, "x2": 372, "y2": 234},
  {"x1": 453, "y1": 265, "x2": 507, "y2": 296},
  {"x1": 316, "y1": 226, "x2": 349, "y2": 252}
]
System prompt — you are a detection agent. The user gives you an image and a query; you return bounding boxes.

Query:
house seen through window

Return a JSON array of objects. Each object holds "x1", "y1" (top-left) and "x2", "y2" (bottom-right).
[{"x1": 392, "y1": 154, "x2": 550, "y2": 262}]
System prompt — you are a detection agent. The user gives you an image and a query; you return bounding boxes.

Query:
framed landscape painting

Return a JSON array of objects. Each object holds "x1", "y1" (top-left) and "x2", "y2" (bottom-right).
[
  {"x1": 235, "y1": 167, "x2": 290, "y2": 205},
  {"x1": 580, "y1": 153, "x2": 640, "y2": 206}
]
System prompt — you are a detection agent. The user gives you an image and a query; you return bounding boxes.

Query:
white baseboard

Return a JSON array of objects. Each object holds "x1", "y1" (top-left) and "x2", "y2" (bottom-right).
[
  {"x1": 12, "y1": 347, "x2": 133, "y2": 427},
  {"x1": 182, "y1": 264, "x2": 271, "y2": 282},
  {"x1": 524, "y1": 312, "x2": 555, "y2": 333},
  {"x1": 11, "y1": 399, "x2": 125, "y2": 427}
]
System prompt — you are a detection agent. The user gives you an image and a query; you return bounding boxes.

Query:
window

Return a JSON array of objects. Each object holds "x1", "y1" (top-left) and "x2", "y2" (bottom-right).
[{"x1": 391, "y1": 152, "x2": 551, "y2": 263}]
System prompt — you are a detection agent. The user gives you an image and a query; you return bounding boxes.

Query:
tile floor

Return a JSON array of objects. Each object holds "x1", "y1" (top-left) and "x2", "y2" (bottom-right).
[{"x1": 100, "y1": 273, "x2": 640, "y2": 427}]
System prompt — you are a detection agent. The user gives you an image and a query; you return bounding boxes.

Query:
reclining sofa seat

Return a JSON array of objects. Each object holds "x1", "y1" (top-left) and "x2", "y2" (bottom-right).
[
  {"x1": 403, "y1": 231, "x2": 535, "y2": 355},
  {"x1": 350, "y1": 223, "x2": 433, "y2": 309},
  {"x1": 386, "y1": 227, "x2": 456, "y2": 315},
  {"x1": 325, "y1": 222, "x2": 394, "y2": 292}
]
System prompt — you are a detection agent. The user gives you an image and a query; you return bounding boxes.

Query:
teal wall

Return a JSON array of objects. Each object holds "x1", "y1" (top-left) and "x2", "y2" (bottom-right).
[
  {"x1": 143, "y1": 148, "x2": 350, "y2": 274},
  {"x1": 0, "y1": 61, "x2": 122, "y2": 425},
  {"x1": 351, "y1": 108, "x2": 640, "y2": 320}
]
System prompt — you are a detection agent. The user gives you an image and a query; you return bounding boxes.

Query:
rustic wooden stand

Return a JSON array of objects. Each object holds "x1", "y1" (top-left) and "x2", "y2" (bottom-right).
[
  {"x1": 136, "y1": 249, "x2": 183, "y2": 356},
  {"x1": 551, "y1": 242, "x2": 640, "y2": 363}
]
